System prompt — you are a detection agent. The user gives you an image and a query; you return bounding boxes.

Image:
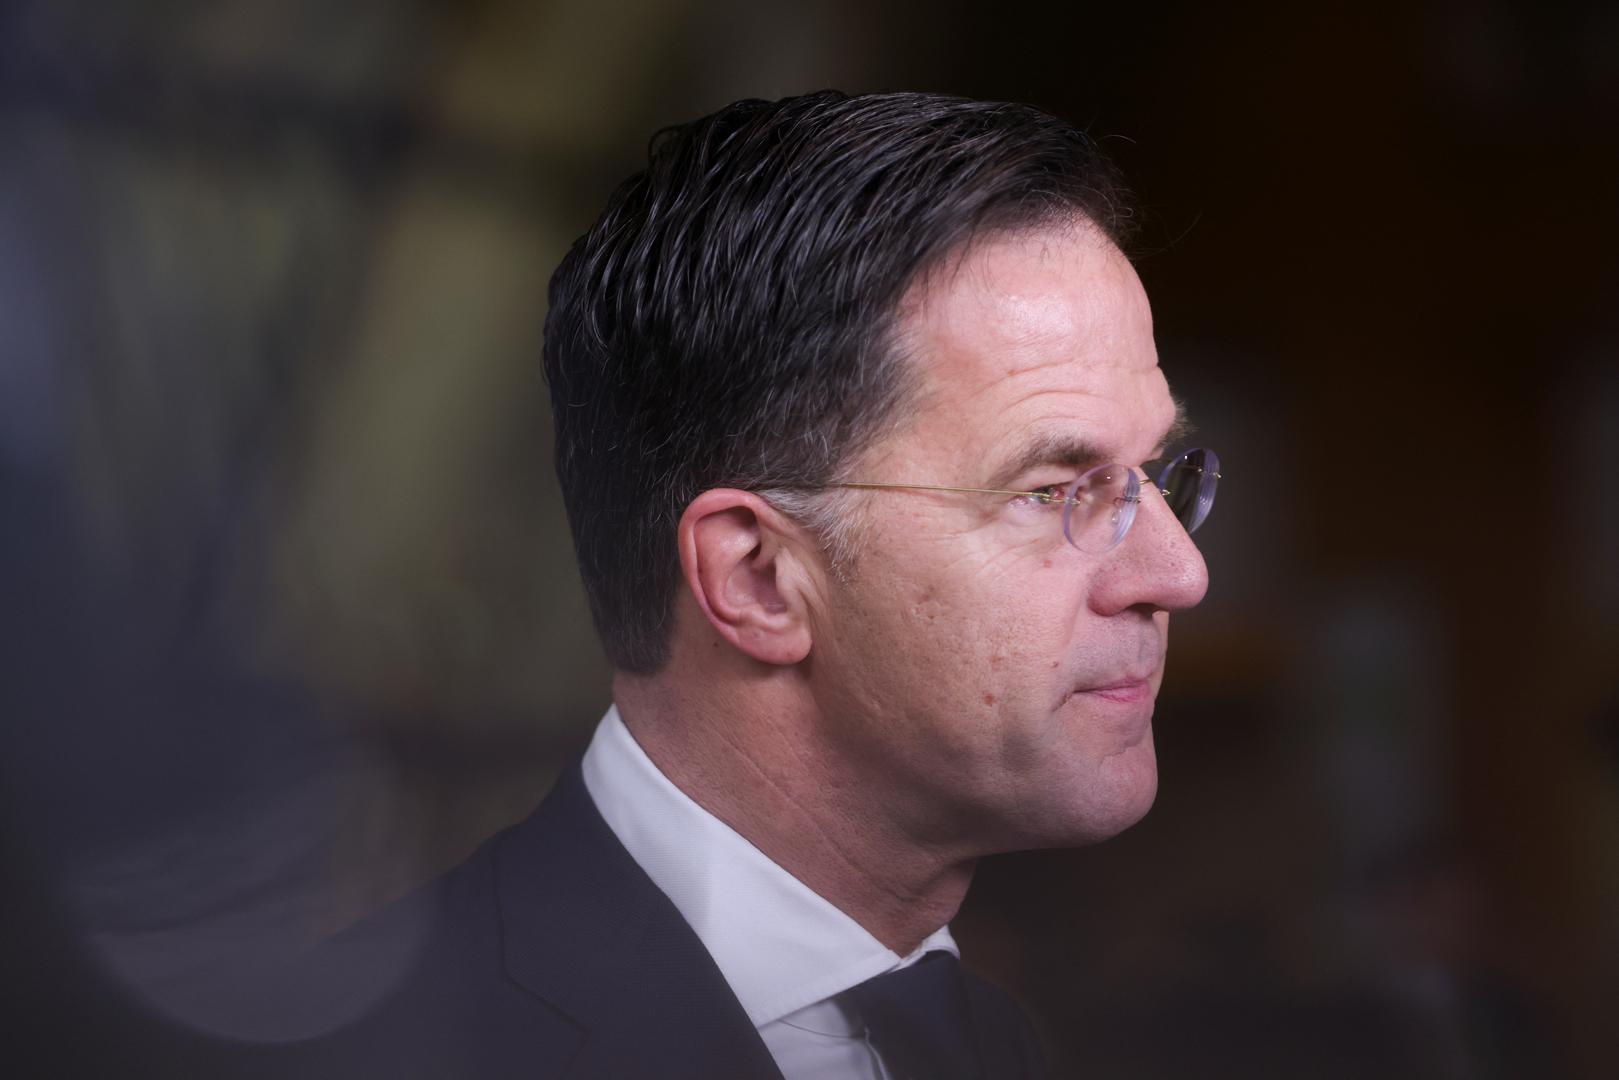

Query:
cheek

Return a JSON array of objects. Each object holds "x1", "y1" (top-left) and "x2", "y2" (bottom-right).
[
  {"x1": 832, "y1": 525, "x2": 1087, "y2": 704},
  {"x1": 974, "y1": 563, "x2": 1086, "y2": 664},
  {"x1": 977, "y1": 567, "x2": 1100, "y2": 722}
]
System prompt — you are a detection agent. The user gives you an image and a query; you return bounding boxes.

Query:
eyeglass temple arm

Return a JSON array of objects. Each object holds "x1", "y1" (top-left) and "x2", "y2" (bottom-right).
[
  {"x1": 837, "y1": 481, "x2": 1051, "y2": 498},
  {"x1": 833, "y1": 481, "x2": 1167, "y2": 504}
]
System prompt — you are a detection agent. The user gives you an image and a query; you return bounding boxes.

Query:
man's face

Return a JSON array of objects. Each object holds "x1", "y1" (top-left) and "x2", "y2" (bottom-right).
[{"x1": 806, "y1": 224, "x2": 1208, "y2": 854}]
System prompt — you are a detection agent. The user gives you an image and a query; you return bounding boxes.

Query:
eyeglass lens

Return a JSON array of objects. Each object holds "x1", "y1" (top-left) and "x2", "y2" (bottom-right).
[
  {"x1": 1060, "y1": 464, "x2": 1140, "y2": 554},
  {"x1": 1060, "y1": 448, "x2": 1219, "y2": 553},
  {"x1": 1156, "y1": 448, "x2": 1220, "y2": 534}
]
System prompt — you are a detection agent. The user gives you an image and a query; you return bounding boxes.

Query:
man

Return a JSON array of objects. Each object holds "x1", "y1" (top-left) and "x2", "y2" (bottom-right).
[{"x1": 299, "y1": 90, "x2": 1216, "y2": 1079}]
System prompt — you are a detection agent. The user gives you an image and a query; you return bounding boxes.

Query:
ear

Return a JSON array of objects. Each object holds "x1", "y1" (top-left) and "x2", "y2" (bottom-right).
[{"x1": 678, "y1": 489, "x2": 815, "y2": 666}]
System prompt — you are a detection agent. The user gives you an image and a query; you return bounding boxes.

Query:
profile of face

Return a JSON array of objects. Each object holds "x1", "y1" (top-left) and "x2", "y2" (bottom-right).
[{"x1": 805, "y1": 224, "x2": 1209, "y2": 855}]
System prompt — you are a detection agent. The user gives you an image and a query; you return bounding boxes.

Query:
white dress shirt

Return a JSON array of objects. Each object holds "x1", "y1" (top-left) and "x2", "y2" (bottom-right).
[{"x1": 581, "y1": 706, "x2": 959, "y2": 1080}]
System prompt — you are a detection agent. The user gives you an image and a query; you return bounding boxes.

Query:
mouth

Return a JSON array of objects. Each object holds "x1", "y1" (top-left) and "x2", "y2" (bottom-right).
[{"x1": 1078, "y1": 679, "x2": 1154, "y2": 704}]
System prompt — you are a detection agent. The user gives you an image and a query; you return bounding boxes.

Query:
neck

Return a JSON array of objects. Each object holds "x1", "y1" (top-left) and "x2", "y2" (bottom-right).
[{"x1": 612, "y1": 671, "x2": 976, "y2": 955}]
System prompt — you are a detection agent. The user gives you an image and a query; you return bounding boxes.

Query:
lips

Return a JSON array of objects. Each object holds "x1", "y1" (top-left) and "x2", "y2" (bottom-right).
[
  {"x1": 1061, "y1": 666, "x2": 1157, "y2": 708},
  {"x1": 1079, "y1": 679, "x2": 1153, "y2": 704}
]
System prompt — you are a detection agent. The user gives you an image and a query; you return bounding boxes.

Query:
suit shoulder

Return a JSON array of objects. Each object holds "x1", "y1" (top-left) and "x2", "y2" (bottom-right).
[
  {"x1": 275, "y1": 815, "x2": 584, "y2": 1077},
  {"x1": 960, "y1": 967, "x2": 1049, "y2": 1075}
]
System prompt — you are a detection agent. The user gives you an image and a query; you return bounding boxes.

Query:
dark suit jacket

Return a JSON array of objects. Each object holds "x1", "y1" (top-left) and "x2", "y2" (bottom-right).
[{"x1": 268, "y1": 760, "x2": 1045, "y2": 1079}]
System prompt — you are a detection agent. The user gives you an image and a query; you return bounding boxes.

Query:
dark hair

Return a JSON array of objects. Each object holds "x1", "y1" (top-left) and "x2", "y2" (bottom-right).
[{"x1": 543, "y1": 90, "x2": 1134, "y2": 674}]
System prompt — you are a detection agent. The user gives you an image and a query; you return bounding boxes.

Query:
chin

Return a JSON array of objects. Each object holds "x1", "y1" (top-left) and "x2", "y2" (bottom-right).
[
  {"x1": 1101, "y1": 779, "x2": 1158, "y2": 838},
  {"x1": 1047, "y1": 742, "x2": 1160, "y2": 847}
]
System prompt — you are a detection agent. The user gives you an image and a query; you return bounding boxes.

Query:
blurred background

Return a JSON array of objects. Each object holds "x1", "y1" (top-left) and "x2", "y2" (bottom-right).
[{"x1": 2, "y1": 1, "x2": 1616, "y2": 1076}]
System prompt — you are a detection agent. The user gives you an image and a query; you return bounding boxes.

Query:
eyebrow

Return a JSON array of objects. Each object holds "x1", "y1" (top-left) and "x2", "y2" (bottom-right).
[{"x1": 985, "y1": 399, "x2": 1194, "y2": 490}]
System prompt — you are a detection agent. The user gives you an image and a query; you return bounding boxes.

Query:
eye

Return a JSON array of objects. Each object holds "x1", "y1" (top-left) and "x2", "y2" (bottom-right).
[{"x1": 1010, "y1": 482, "x2": 1071, "y2": 510}]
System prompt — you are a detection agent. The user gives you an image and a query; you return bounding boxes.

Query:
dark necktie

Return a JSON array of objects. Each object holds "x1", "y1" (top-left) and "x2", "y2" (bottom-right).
[{"x1": 845, "y1": 950, "x2": 1043, "y2": 1080}]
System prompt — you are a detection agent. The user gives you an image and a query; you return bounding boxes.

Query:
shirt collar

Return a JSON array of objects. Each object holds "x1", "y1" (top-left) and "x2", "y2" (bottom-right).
[{"x1": 580, "y1": 705, "x2": 958, "y2": 1027}]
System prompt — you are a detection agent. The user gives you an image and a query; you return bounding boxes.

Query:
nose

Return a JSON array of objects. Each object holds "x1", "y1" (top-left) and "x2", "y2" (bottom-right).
[{"x1": 1088, "y1": 487, "x2": 1209, "y2": 616}]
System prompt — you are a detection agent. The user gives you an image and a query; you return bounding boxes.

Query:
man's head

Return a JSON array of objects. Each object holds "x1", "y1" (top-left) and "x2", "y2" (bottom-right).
[
  {"x1": 544, "y1": 91, "x2": 1207, "y2": 851},
  {"x1": 545, "y1": 91, "x2": 1136, "y2": 674}
]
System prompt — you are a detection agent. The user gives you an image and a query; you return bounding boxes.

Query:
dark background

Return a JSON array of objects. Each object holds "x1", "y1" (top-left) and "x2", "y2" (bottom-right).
[{"x1": 3, "y1": 1, "x2": 1615, "y2": 1076}]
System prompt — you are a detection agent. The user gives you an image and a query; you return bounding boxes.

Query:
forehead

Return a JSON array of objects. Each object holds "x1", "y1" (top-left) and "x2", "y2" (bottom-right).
[{"x1": 877, "y1": 224, "x2": 1174, "y2": 474}]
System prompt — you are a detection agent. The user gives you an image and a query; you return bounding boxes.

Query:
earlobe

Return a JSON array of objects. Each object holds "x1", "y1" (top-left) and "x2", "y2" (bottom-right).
[{"x1": 678, "y1": 490, "x2": 814, "y2": 666}]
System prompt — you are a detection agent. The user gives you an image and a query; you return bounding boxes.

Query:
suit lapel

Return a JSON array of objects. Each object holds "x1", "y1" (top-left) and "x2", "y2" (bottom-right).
[{"x1": 495, "y1": 761, "x2": 784, "y2": 1079}]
